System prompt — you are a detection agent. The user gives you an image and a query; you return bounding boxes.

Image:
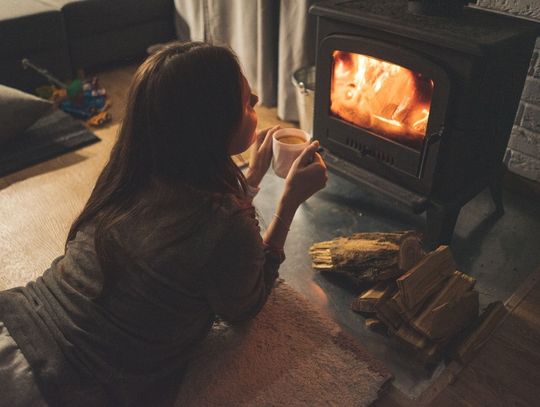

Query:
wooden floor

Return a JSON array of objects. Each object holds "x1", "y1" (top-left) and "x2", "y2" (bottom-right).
[
  {"x1": 431, "y1": 267, "x2": 540, "y2": 406},
  {"x1": 2, "y1": 63, "x2": 540, "y2": 406},
  {"x1": 376, "y1": 266, "x2": 540, "y2": 406}
]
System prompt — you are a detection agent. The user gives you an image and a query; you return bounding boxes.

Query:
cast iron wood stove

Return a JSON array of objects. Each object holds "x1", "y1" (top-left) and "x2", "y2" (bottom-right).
[{"x1": 310, "y1": 0, "x2": 540, "y2": 248}]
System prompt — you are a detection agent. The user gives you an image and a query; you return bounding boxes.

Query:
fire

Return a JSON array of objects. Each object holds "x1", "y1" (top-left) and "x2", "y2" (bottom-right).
[{"x1": 331, "y1": 51, "x2": 434, "y2": 150}]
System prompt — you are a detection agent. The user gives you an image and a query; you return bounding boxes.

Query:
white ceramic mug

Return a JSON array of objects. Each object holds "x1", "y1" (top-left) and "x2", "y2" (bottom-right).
[{"x1": 272, "y1": 128, "x2": 310, "y2": 178}]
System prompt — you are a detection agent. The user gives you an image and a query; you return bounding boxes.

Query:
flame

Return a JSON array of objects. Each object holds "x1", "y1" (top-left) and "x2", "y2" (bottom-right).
[{"x1": 330, "y1": 51, "x2": 434, "y2": 150}]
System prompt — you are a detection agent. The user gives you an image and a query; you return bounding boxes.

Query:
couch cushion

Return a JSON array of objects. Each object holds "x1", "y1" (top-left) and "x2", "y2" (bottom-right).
[
  {"x1": 0, "y1": 0, "x2": 69, "y2": 57},
  {"x1": 0, "y1": 0, "x2": 72, "y2": 91},
  {"x1": 0, "y1": 84, "x2": 53, "y2": 145},
  {"x1": 43, "y1": 0, "x2": 173, "y2": 38},
  {"x1": 69, "y1": 20, "x2": 174, "y2": 69},
  {"x1": 39, "y1": 0, "x2": 174, "y2": 70}
]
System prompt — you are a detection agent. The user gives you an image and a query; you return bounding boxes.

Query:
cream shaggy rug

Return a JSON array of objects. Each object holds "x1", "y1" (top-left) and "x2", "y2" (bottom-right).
[{"x1": 174, "y1": 281, "x2": 392, "y2": 406}]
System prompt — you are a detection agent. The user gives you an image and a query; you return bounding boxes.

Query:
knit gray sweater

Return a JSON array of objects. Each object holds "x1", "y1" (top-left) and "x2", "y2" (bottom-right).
[{"x1": 0, "y1": 188, "x2": 281, "y2": 406}]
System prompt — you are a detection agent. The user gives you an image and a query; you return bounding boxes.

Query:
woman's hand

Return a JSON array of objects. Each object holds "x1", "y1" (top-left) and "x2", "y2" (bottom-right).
[
  {"x1": 245, "y1": 126, "x2": 280, "y2": 188},
  {"x1": 264, "y1": 140, "x2": 327, "y2": 251},
  {"x1": 282, "y1": 140, "x2": 328, "y2": 208}
]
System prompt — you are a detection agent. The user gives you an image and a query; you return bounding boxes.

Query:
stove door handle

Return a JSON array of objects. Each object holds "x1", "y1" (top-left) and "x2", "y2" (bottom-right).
[{"x1": 416, "y1": 127, "x2": 443, "y2": 179}]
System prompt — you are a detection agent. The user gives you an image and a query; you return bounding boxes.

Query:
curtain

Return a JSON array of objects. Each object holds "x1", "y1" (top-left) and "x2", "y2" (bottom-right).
[
  {"x1": 174, "y1": 0, "x2": 317, "y2": 122},
  {"x1": 277, "y1": 0, "x2": 317, "y2": 121}
]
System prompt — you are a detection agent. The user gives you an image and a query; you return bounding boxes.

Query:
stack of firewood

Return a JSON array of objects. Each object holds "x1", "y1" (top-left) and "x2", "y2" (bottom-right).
[{"x1": 309, "y1": 231, "x2": 505, "y2": 365}]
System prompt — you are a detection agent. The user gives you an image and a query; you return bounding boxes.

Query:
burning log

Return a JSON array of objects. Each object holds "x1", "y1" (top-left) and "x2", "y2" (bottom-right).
[
  {"x1": 309, "y1": 231, "x2": 424, "y2": 284},
  {"x1": 330, "y1": 50, "x2": 434, "y2": 148}
]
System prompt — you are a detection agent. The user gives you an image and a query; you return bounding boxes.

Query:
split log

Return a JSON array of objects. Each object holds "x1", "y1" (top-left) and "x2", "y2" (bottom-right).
[
  {"x1": 364, "y1": 318, "x2": 388, "y2": 335},
  {"x1": 351, "y1": 280, "x2": 396, "y2": 313},
  {"x1": 375, "y1": 289, "x2": 426, "y2": 329},
  {"x1": 411, "y1": 271, "x2": 476, "y2": 339},
  {"x1": 393, "y1": 323, "x2": 429, "y2": 350},
  {"x1": 422, "y1": 290, "x2": 479, "y2": 340},
  {"x1": 454, "y1": 301, "x2": 507, "y2": 365},
  {"x1": 392, "y1": 323, "x2": 449, "y2": 365},
  {"x1": 396, "y1": 245, "x2": 456, "y2": 310},
  {"x1": 390, "y1": 290, "x2": 426, "y2": 321},
  {"x1": 375, "y1": 295, "x2": 405, "y2": 331},
  {"x1": 418, "y1": 340, "x2": 448, "y2": 366},
  {"x1": 309, "y1": 231, "x2": 424, "y2": 284}
]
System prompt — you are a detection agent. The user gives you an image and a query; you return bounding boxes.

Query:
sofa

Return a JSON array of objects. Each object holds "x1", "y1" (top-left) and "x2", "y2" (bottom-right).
[{"x1": 1, "y1": 0, "x2": 175, "y2": 92}]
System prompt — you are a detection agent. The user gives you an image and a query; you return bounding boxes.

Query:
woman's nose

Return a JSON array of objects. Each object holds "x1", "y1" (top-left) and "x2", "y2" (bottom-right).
[{"x1": 250, "y1": 93, "x2": 259, "y2": 107}]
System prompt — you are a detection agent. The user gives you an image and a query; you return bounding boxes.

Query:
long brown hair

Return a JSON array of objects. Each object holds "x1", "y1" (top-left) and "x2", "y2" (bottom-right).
[{"x1": 67, "y1": 42, "x2": 250, "y2": 293}]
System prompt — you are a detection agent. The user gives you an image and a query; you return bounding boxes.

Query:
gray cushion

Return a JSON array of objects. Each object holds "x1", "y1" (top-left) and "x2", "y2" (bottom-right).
[
  {"x1": 0, "y1": 109, "x2": 100, "y2": 177},
  {"x1": 0, "y1": 85, "x2": 53, "y2": 144}
]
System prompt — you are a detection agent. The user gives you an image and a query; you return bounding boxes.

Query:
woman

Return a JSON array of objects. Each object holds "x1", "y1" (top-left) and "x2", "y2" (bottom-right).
[{"x1": 0, "y1": 41, "x2": 327, "y2": 406}]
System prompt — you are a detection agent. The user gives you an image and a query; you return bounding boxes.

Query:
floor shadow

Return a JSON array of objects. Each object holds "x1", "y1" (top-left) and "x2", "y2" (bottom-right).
[
  {"x1": 451, "y1": 203, "x2": 506, "y2": 272},
  {"x1": 316, "y1": 189, "x2": 426, "y2": 230},
  {"x1": 454, "y1": 207, "x2": 503, "y2": 246},
  {"x1": 0, "y1": 152, "x2": 88, "y2": 191},
  {"x1": 315, "y1": 270, "x2": 372, "y2": 295}
]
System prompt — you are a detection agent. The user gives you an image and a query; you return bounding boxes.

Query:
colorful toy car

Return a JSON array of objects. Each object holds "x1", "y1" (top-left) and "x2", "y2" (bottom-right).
[{"x1": 87, "y1": 111, "x2": 111, "y2": 127}]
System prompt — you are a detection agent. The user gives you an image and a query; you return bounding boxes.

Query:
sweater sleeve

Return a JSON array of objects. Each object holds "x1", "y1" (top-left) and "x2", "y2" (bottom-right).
[{"x1": 205, "y1": 209, "x2": 283, "y2": 324}]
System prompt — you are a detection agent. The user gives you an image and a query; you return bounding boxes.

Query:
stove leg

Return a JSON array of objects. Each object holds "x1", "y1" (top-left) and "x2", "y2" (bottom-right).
[
  {"x1": 489, "y1": 164, "x2": 505, "y2": 217},
  {"x1": 425, "y1": 202, "x2": 461, "y2": 250}
]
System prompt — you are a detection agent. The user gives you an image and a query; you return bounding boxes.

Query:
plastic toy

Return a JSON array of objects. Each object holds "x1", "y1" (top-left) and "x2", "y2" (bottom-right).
[
  {"x1": 22, "y1": 58, "x2": 111, "y2": 126},
  {"x1": 87, "y1": 111, "x2": 111, "y2": 127}
]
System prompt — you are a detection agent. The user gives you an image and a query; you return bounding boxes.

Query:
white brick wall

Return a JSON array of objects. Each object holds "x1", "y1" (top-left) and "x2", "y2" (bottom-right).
[
  {"x1": 476, "y1": 0, "x2": 540, "y2": 19},
  {"x1": 477, "y1": 0, "x2": 540, "y2": 182}
]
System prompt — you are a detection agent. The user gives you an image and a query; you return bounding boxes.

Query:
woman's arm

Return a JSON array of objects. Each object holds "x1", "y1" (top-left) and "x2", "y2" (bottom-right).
[
  {"x1": 263, "y1": 141, "x2": 327, "y2": 252},
  {"x1": 205, "y1": 209, "x2": 282, "y2": 324},
  {"x1": 205, "y1": 139, "x2": 327, "y2": 323}
]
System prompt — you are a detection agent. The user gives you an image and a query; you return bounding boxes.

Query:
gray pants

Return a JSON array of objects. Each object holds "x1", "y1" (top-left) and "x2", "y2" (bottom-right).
[{"x1": 0, "y1": 321, "x2": 48, "y2": 407}]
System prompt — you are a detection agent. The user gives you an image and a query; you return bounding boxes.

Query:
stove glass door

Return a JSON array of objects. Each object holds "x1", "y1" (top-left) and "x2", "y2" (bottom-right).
[{"x1": 330, "y1": 50, "x2": 435, "y2": 151}]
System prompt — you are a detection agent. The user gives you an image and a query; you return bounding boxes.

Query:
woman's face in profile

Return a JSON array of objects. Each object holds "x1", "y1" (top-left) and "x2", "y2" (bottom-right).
[{"x1": 228, "y1": 75, "x2": 258, "y2": 155}]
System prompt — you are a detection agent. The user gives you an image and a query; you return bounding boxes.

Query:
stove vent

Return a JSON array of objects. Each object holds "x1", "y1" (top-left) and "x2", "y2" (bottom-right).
[{"x1": 345, "y1": 137, "x2": 395, "y2": 165}]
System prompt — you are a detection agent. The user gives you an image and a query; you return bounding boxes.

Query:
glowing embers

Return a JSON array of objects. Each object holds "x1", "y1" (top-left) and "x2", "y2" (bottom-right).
[{"x1": 331, "y1": 51, "x2": 434, "y2": 150}]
